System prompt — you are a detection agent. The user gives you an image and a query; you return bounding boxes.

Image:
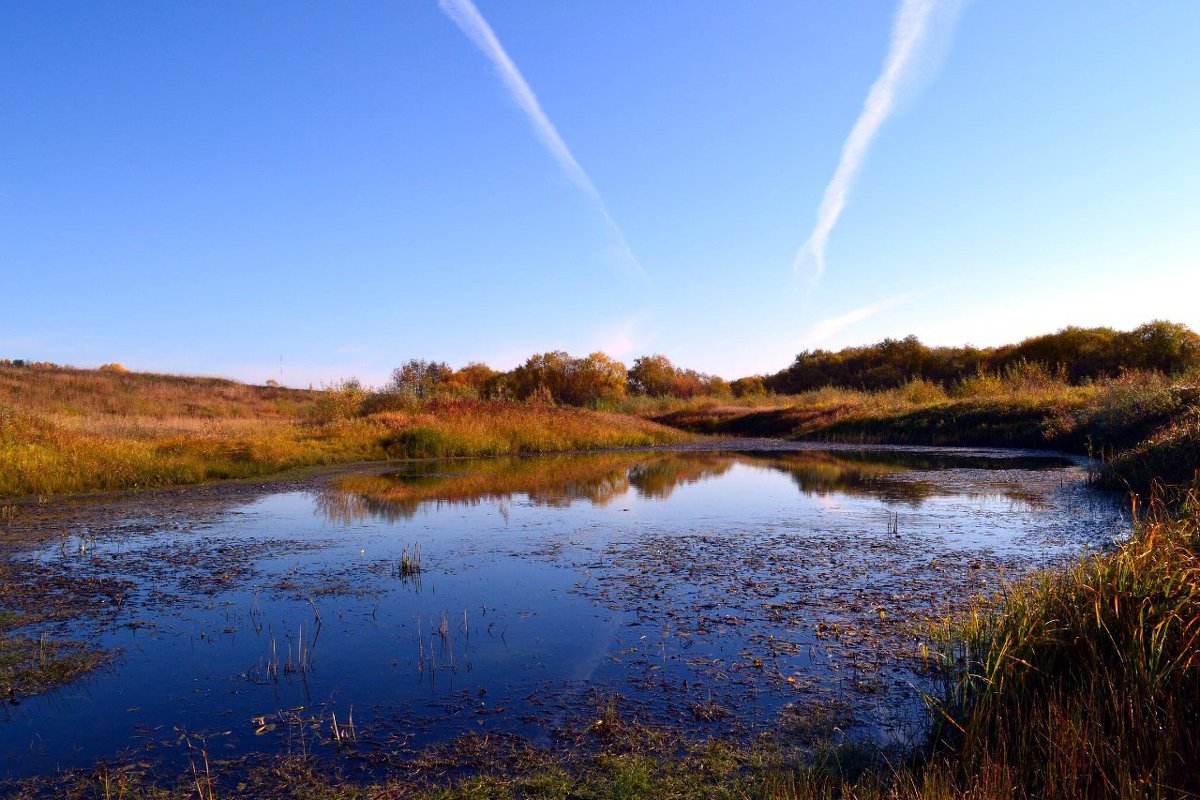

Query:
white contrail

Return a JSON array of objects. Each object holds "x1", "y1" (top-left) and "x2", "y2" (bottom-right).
[
  {"x1": 799, "y1": 292, "x2": 913, "y2": 349},
  {"x1": 794, "y1": 0, "x2": 964, "y2": 282},
  {"x1": 438, "y1": 0, "x2": 643, "y2": 276}
]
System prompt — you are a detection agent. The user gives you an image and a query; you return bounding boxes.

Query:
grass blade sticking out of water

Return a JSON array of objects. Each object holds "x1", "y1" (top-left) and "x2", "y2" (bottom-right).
[{"x1": 398, "y1": 543, "x2": 422, "y2": 578}]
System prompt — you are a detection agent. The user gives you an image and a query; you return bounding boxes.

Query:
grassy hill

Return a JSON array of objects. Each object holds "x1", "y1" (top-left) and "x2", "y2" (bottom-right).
[{"x1": 0, "y1": 364, "x2": 686, "y2": 499}]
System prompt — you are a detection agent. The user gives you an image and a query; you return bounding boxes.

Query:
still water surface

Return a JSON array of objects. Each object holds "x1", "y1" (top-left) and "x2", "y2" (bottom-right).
[{"x1": 0, "y1": 445, "x2": 1126, "y2": 780}]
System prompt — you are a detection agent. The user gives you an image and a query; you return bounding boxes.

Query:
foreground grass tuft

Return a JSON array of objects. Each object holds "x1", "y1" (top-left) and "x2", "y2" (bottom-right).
[{"x1": 921, "y1": 484, "x2": 1200, "y2": 798}]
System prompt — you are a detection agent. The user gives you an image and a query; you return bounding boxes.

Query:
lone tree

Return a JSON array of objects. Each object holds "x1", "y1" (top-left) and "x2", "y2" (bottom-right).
[{"x1": 627, "y1": 354, "x2": 678, "y2": 397}]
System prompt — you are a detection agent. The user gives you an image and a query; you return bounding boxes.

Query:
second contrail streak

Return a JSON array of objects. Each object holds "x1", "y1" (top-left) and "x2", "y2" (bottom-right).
[{"x1": 794, "y1": 0, "x2": 964, "y2": 284}]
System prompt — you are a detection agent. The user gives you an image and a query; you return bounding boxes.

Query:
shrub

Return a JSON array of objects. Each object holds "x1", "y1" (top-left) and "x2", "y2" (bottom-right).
[
  {"x1": 897, "y1": 377, "x2": 949, "y2": 404},
  {"x1": 509, "y1": 351, "x2": 627, "y2": 407},
  {"x1": 308, "y1": 379, "x2": 366, "y2": 424},
  {"x1": 950, "y1": 368, "x2": 1007, "y2": 399},
  {"x1": 763, "y1": 322, "x2": 1200, "y2": 394},
  {"x1": 383, "y1": 426, "x2": 464, "y2": 459},
  {"x1": 730, "y1": 376, "x2": 767, "y2": 398}
]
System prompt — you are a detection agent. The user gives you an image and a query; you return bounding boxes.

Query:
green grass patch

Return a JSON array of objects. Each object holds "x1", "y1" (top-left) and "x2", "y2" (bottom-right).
[{"x1": 0, "y1": 635, "x2": 106, "y2": 698}]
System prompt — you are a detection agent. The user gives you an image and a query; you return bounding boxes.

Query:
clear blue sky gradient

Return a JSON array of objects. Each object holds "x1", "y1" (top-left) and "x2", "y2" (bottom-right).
[{"x1": 3, "y1": 1, "x2": 1198, "y2": 386}]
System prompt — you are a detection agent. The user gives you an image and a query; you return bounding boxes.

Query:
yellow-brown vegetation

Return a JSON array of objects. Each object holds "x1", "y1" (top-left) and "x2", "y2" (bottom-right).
[{"x1": 0, "y1": 365, "x2": 686, "y2": 499}]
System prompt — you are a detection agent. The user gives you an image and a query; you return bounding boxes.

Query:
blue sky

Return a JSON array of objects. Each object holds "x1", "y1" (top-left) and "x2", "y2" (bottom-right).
[{"x1": 3, "y1": 1, "x2": 1198, "y2": 386}]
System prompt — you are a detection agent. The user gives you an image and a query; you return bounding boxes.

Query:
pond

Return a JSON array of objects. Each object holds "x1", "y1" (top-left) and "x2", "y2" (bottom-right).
[{"x1": 0, "y1": 444, "x2": 1127, "y2": 782}]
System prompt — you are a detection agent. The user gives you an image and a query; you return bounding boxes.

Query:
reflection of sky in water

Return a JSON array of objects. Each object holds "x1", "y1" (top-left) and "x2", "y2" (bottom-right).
[{"x1": 0, "y1": 448, "x2": 1124, "y2": 781}]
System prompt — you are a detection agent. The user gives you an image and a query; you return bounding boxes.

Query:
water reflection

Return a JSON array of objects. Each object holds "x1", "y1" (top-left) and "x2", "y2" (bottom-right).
[
  {"x1": 316, "y1": 448, "x2": 1073, "y2": 523},
  {"x1": 314, "y1": 453, "x2": 733, "y2": 523},
  {"x1": 0, "y1": 444, "x2": 1118, "y2": 782}
]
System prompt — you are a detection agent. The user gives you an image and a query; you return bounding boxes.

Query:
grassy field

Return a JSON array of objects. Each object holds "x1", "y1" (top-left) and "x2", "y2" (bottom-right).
[
  {"x1": 642, "y1": 370, "x2": 1200, "y2": 490},
  {"x1": 0, "y1": 365, "x2": 688, "y2": 499}
]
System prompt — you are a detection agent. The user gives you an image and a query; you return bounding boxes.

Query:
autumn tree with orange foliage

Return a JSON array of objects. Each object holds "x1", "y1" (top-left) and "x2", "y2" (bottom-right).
[
  {"x1": 628, "y1": 354, "x2": 729, "y2": 398},
  {"x1": 507, "y1": 351, "x2": 627, "y2": 407}
]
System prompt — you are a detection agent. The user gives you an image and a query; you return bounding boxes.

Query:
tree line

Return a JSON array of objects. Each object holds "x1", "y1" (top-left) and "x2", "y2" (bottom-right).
[
  {"x1": 12, "y1": 321, "x2": 1194, "y2": 412},
  {"x1": 372, "y1": 351, "x2": 734, "y2": 408},
  {"x1": 360, "y1": 321, "x2": 1198, "y2": 410},
  {"x1": 762, "y1": 321, "x2": 1200, "y2": 394}
]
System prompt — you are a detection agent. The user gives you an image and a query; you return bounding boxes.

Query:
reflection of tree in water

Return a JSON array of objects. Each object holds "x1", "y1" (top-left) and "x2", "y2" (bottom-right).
[
  {"x1": 737, "y1": 451, "x2": 935, "y2": 505},
  {"x1": 524, "y1": 474, "x2": 626, "y2": 508},
  {"x1": 313, "y1": 453, "x2": 734, "y2": 523},
  {"x1": 790, "y1": 449, "x2": 1074, "y2": 472},
  {"x1": 314, "y1": 487, "x2": 425, "y2": 524},
  {"x1": 741, "y1": 450, "x2": 1056, "y2": 507},
  {"x1": 628, "y1": 456, "x2": 733, "y2": 499},
  {"x1": 312, "y1": 448, "x2": 1062, "y2": 523}
]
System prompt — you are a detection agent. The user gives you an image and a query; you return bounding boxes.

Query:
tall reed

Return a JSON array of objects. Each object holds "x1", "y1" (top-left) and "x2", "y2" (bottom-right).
[{"x1": 926, "y1": 486, "x2": 1200, "y2": 798}]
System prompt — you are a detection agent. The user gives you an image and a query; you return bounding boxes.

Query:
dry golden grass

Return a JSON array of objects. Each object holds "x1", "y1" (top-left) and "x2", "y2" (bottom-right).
[
  {"x1": 643, "y1": 373, "x2": 1195, "y2": 460},
  {"x1": 915, "y1": 486, "x2": 1200, "y2": 799},
  {"x1": 370, "y1": 399, "x2": 683, "y2": 459},
  {"x1": 0, "y1": 364, "x2": 311, "y2": 419},
  {"x1": 0, "y1": 368, "x2": 687, "y2": 499}
]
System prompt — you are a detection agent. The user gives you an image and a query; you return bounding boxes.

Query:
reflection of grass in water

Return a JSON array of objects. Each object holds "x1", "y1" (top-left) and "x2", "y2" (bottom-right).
[
  {"x1": 627, "y1": 457, "x2": 733, "y2": 499},
  {"x1": 739, "y1": 450, "x2": 1057, "y2": 507},
  {"x1": 744, "y1": 450, "x2": 925, "y2": 500},
  {"x1": 316, "y1": 453, "x2": 734, "y2": 523}
]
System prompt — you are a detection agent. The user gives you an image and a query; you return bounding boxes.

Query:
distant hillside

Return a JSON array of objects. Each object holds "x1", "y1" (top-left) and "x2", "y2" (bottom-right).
[
  {"x1": 0, "y1": 363, "x2": 685, "y2": 499},
  {"x1": 0, "y1": 363, "x2": 317, "y2": 421}
]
